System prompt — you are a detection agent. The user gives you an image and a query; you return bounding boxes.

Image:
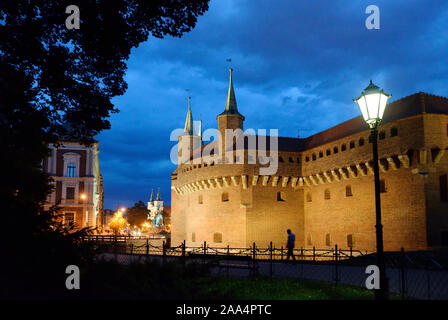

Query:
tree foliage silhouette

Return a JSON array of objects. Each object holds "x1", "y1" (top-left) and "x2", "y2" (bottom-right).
[{"x1": 0, "y1": 0, "x2": 209, "y2": 299}]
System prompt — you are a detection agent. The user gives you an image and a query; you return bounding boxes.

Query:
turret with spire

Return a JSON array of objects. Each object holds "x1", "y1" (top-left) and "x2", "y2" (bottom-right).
[
  {"x1": 178, "y1": 96, "x2": 202, "y2": 165},
  {"x1": 217, "y1": 68, "x2": 245, "y2": 163},
  {"x1": 149, "y1": 189, "x2": 154, "y2": 203}
]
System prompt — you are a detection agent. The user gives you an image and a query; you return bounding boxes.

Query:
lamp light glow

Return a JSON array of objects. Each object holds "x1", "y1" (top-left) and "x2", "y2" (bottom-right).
[{"x1": 354, "y1": 80, "x2": 391, "y2": 128}]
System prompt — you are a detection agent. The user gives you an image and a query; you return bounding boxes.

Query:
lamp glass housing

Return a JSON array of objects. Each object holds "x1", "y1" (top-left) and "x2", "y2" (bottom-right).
[{"x1": 354, "y1": 81, "x2": 391, "y2": 128}]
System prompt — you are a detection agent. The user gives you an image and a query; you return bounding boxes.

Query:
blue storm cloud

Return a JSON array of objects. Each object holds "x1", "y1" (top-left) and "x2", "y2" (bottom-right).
[{"x1": 98, "y1": 0, "x2": 448, "y2": 209}]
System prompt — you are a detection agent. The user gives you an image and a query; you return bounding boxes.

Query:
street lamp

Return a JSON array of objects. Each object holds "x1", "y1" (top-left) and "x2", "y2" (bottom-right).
[{"x1": 354, "y1": 80, "x2": 391, "y2": 300}]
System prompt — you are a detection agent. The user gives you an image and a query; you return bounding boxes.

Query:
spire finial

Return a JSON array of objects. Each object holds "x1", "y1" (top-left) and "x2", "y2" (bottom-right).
[
  {"x1": 150, "y1": 189, "x2": 154, "y2": 202},
  {"x1": 156, "y1": 188, "x2": 161, "y2": 201}
]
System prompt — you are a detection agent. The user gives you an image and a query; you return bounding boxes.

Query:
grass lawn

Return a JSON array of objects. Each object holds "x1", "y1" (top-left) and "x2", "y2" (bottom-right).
[{"x1": 198, "y1": 276, "x2": 376, "y2": 300}]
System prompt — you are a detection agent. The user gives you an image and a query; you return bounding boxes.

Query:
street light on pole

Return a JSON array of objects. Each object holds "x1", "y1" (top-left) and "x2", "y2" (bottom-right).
[{"x1": 354, "y1": 80, "x2": 391, "y2": 300}]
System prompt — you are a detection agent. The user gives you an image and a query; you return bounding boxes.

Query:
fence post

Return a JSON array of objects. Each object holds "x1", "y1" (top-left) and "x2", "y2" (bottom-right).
[
  {"x1": 130, "y1": 243, "x2": 133, "y2": 255},
  {"x1": 252, "y1": 242, "x2": 256, "y2": 278},
  {"x1": 182, "y1": 240, "x2": 186, "y2": 258},
  {"x1": 146, "y1": 238, "x2": 149, "y2": 255},
  {"x1": 227, "y1": 245, "x2": 230, "y2": 277},
  {"x1": 270, "y1": 242, "x2": 273, "y2": 278},
  {"x1": 252, "y1": 242, "x2": 256, "y2": 260},
  {"x1": 313, "y1": 246, "x2": 316, "y2": 262},
  {"x1": 300, "y1": 247, "x2": 304, "y2": 260},
  {"x1": 281, "y1": 246, "x2": 283, "y2": 261},
  {"x1": 203, "y1": 241, "x2": 207, "y2": 265},
  {"x1": 334, "y1": 244, "x2": 339, "y2": 285},
  {"x1": 400, "y1": 247, "x2": 406, "y2": 299},
  {"x1": 350, "y1": 246, "x2": 353, "y2": 258}
]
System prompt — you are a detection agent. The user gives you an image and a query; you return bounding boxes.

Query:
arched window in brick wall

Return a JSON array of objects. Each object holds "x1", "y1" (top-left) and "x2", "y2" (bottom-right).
[
  {"x1": 319, "y1": 151, "x2": 323, "y2": 158},
  {"x1": 277, "y1": 192, "x2": 285, "y2": 202},
  {"x1": 380, "y1": 179, "x2": 387, "y2": 193},
  {"x1": 307, "y1": 234, "x2": 312, "y2": 246},
  {"x1": 306, "y1": 193, "x2": 312, "y2": 202},
  {"x1": 326, "y1": 149, "x2": 331, "y2": 156},
  {"x1": 279, "y1": 156, "x2": 284, "y2": 162},
  {"x1": 347, "y1": 234, "x2": 354, "y2": 248},
  {"x1": 324, "y1": 189, "x2": 331, "y2": 200},
  {"x1": 312, "y1": 154, "x2": 316, "y2": 161},
  {"x1": 359, "y1": 138, "x2": 365, "y2": 146},
  {"x1": 391, "y1": 127, "x2": 398, "y2": 137},
  {"x1": 379, "y1": 131, "x2": 386, "y2": 140},
  {"x1": 349, "y1": 141, "x2": 355, "y2": 149},
  {"x1": 333, "y1": 147, "x2": 338, "y2": 154},
  {"x1": 325, "y1": 234, "x2": 332, "y2": 246},
  {"x1": 341, "y1": 144, "x2": 346, "y2": 151},
  {"x1": 221, "y1": 192, "x2": 229, "y2": 202},
  {"x1": 346, "y1": 185, "x2": 353, "y2": 197},
  {"x1": 213, "y1": 232, "x2": 222, "y2": 243}
]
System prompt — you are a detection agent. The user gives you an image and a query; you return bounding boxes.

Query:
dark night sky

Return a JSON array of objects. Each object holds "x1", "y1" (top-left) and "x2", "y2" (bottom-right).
[{"x1": 97, "y1": 0, "x2": 448, "y2": 210}]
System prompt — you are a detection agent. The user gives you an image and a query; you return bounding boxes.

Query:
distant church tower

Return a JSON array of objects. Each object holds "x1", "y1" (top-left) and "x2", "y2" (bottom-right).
[
  {"x1": 217, "y1": 68, "x2": 245, "y2": 163},
  {"x1": 147, "y1": 188, "x2": 164, "y2": 225},
  {"x1": 178, "y1": 96, "x2": 202, "y2": 165}
]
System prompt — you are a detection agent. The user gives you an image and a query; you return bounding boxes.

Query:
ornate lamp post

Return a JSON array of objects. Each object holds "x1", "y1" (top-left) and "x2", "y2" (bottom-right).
[{"x1": 354, "y1": 80, "x2": 391, "y2": 300}]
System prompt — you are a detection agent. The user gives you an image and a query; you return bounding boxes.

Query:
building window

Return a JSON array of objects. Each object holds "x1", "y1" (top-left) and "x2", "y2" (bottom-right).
[
  {"x1": 379, "y1": 131, "x2": 386, "y2": 140},
  {"x1": 66, "y1": 187, "x2": 75, "y2": 200},
  {"x1": 347, "y1": 234, "x2": 354, "y2": 248},
  {"x1": 333, "y1": 147, "x2": 338, "y2": 154},
  {"x1": 297, "y1": 157, "x2": 300, "y2": 163},
  {"x1": 64, "y1": 212, "x2": 75, "y2": 229},
  {"x1": 213, "y1": 232, "x2": 222, "y2": 243},
  {"x1": 346, "y1": 185, "x2": 353, "y2": 197},
  {"x1": 306, "y1": 193, "x2": 312, "y2": 202},
  {"x1": 325, "y1": 234, "x2": 332, "y2": 246},
  {"x1": 277, "y1": 192, "x2": 285, "y2": 202},
  {"x1": 312, "y1": 154, "x2": 316, "y2": 161},
  {"x1": 440, "y1": 174, "x2": 448, "y2": 202},
  {"x1": 307, "y1": 234, "x2": 312, "y2": 246},
  {"x1": 221, "y1": 192, "x2": 229, "y2": 202},
  {"x1": 349, "y1": 141, "x2": 355, "y2": 149},
  {"x1": 305, "y1": 156, "x2": 310, "y2": 162},
  {"x1": 198, "y1": 195, "x2": 203, "y2": 204},
  {"x1": 318, "y1": 151, "x2": 322, "y2": 158},
  {"x1": 359, "y1": 138, "x2": 365, "y2": 146},
  {"x1": 341, "y1": 144, "x2": 346, "y2": 151},
  {"x1": 391, "y1": 127, "x2": 398, "y2": 137},
  {"x1": 326, "y1": 149, "x2": 331, "y2": 156},
  {"x1": 279, "y1": 156, "x2": 284, "y2": 163},
  {"x1": 324, "y1": 189, "x2": 331, "y2": 200},
  {"x1": 192, "y1": 232, "x2": 196, "y2": 242},
  {"x1": 289, "y1": 157, "x2": 294, "y2": 163},
  {"x1": 67, "y1": 163, "x2": 76, "y2": 177},
  {"x1": 380, "y1": 179, "x2": 387, "y2": 193}
]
